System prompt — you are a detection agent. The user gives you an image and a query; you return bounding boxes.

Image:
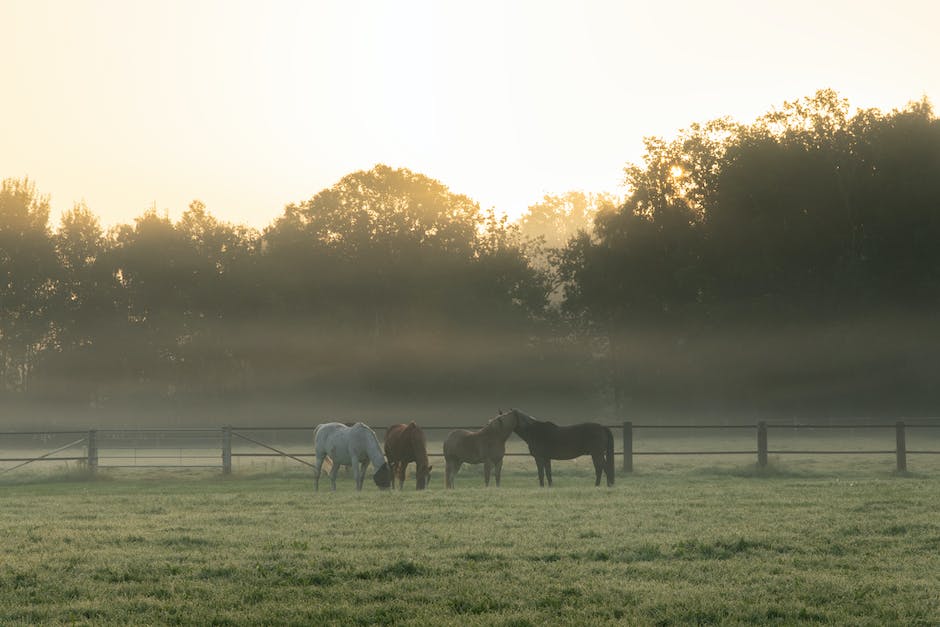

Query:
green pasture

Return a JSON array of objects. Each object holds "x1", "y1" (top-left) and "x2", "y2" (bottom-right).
[{"x1": 1, "y1": 452, "x2": 939, "y2": 625}]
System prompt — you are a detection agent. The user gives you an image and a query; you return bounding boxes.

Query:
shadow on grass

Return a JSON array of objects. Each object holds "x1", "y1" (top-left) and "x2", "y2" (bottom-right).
[
  {"x1": 690, "y1": 461, "x2": 826, "y2": 479},
  {"x1": 695, "y1": 460, "x2": 919, "y2": 480},
  {"x1": 0, "y1": 467, "x2": 107, "y2": 486},
  {"x1": 230, "y1": 468, "x2": 312, "y2": 481}
]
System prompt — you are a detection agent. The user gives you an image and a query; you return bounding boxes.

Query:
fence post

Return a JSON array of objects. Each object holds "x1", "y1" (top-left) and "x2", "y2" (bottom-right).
[
  {"x1": 222, "y1": 425, "x2": 232, "y2": 475},
  {"x1": 622, "y1": 421, "x2": 633, "y2": 473},
  {"x1": 895, "y1": 421, "x2": 907, "y2": 472},
  {"x1": 757, "y1": 422, "x2": 768, "y2": 468},
  {"x1": 87, "y1": 429, "x2": 98, "y2": 475}
]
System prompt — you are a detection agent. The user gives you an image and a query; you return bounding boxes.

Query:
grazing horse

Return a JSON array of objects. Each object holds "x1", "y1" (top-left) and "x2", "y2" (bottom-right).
[
  {"x1": 508, "y1": 409, "x2": 614, "y2": 487},
  {"x1": 313, "y1": 422, "x2": 392, "y2": 491},
  {"x1": 443, "y1": 410, "x2": 519, "y2": 488},
  {"x1": 384, "y1": 422, "x2": 433, "y2": 490}
]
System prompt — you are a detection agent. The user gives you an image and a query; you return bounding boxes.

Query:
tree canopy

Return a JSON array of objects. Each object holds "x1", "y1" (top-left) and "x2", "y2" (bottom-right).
[
  {"x1": 557, "y1": 90, "x2": 940, "y2": 415},
  {"x1": 3, "y1": 91, "x2": 940, "y2": 423}
]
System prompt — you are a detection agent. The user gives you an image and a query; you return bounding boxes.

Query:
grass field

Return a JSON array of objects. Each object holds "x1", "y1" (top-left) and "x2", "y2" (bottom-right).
[{"x1": 1, "y1": 453, "x2": 939, "y2": 625}]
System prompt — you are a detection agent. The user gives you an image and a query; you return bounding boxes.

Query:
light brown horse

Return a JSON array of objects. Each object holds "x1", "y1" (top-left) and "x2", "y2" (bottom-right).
[
  {"x1": 383, "y1": 422, "x2": 432, "y2": 490},
  {"x1": 443, "y1": 411, "x2": 519, "y2": 488}
]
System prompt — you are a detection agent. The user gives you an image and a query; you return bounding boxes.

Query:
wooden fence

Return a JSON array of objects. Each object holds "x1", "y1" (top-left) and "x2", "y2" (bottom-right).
[{"x1": 1, "y1": 421, "x2": 939, "y2": 476}]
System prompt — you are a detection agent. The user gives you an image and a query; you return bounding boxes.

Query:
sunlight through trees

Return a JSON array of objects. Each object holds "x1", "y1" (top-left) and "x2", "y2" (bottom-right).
[{"x1": 2, "y1": 92, "x2": 939, "y2": 420}]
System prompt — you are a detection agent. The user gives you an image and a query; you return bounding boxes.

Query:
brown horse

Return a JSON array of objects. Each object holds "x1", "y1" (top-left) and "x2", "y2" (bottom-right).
[
  {"x1": 508, "y1": 409, "x2": 614, "y2": 487},
  {"x1": 443, "y1": 411, "x2": 519, "y2": 488},
  {"x1": 383, "y1": 422, "x2": 432, "y2": 490}
]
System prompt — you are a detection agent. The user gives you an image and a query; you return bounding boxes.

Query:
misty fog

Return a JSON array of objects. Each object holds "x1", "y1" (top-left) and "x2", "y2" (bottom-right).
[{"x1": 3, "y1": 92, "x2": 940, "y2": 430}]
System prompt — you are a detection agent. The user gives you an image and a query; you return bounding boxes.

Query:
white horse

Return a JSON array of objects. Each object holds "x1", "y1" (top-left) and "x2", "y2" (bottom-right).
[{"x1": 314, "y1": 422, "x2": 392, "y2": 491}]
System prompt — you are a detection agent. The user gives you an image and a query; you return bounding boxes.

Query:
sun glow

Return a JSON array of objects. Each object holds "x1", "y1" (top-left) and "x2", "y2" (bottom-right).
[{"x1": 1, "y1": 1, "x2": 938, "y2": 228}]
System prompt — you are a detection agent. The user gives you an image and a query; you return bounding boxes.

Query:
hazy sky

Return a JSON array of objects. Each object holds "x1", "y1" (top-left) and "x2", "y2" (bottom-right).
[{"x1": 2, "y1": 0, "x2": 938, "y2": 228}]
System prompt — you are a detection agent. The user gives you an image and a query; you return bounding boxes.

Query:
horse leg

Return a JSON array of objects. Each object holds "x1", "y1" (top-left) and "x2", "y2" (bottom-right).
[
  {"x1": 536, "y1": 459, "x2": 545, "y2": 487},
  {"x1": 592, "y1": 452, "x2": 603, "y2": 486},
  {"x1": 483, "y1": 460, "x2": 492, "y2": 487},
  {"x1": 329, "y1": 460, "x2": 341, "y2": 491},
  {"x1": 452, "y1": 461, "x2": 463, "y2": 488},
  {"x1": 545, "y1": 459, "x2": 553, "y2": 487},
  {"x1": 494, "y1": 458, "x2": 503, "y2": 487},
  {"x1": 357, "y1": 461, "x2": 369, "y2": 491},
  {"x1": 397, "y1": 462, "x2": 407, "y2": 490},
  {"x1": 445, "y1": 458, "x2": 454, "y2": 489},
  {"x1": 314, "y1": 455, "x2": 325, "y2": 492}
]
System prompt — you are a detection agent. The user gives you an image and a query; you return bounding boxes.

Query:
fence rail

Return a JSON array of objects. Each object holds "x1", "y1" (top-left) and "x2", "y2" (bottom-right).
[{"x1": 1, "y1": 420, "x2": 939, "y2": 476}]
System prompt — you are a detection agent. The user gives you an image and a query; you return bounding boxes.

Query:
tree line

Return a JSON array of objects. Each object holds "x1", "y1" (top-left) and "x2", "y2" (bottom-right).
[{"x1": 3, "y1": 90, "x2": 939, "y2": 421}]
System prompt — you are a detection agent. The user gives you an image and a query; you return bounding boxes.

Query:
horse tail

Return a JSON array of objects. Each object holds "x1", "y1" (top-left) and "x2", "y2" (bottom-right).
[
  {"x1": 312, "y1": 424, "x2": 326, "y2": 474},
  {"x1": 605, "y1": 427, "x2": 615, "y2": 486}
]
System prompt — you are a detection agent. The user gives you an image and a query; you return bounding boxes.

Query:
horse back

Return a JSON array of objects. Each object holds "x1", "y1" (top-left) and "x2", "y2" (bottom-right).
[
  {"x1": 414, "y1": 423, "x2": 432, "y2": 466},
  {"x1": 314, "y1": 422, "x2": 350, "y2": 461},
  {"x1": 384, "y1": 423, "x2": 406, "y2": 445},
  {"x1": 527, "y1": 421, "x2": 610, "y2": 460},
  {"x1": 443, "y1": 429, "x2": 481, "y2": 460},
  {"x1": 443, "y1": 428, "x2": 504, "y2": 463},
  {"x1": 384, "y1": 423, "x2": 411, "y2": 463},
  {"x1": 443, "y1": 429, "x2": 470, "y2": 456},
  {"x1": 408, "y1": 422, "x2": 427, "y2": 453},
  {"x1": 316, "y1": 422, "x2": 380, "y2": 466},
  {"x1": 314, "y1": 422, "x2": 345, "y2": 448}
]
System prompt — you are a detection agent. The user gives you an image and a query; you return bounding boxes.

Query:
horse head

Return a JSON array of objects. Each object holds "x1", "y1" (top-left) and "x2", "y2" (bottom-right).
[
  {"x1": 373, "y1": 462, "x2": 392, "y2": 490},
  {"x1": 416, "y1": 463, "x2": 433, "y2": 490},
  {"x1": 508, "y1": 408, "x2": 537, "y2": 433},
  {"x1": 486, "y1": 409, "x2": 521, "y2": 438}
]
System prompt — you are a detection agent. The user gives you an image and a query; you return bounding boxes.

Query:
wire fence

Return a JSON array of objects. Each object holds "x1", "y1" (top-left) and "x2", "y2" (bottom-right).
[{"x1": 1, "y1": 420, "x2": 939, "y2": 477}]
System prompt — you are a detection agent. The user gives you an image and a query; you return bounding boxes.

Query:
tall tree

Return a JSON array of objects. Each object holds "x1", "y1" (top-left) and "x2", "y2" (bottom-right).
[
  {"x1": 55, "y1": 202, "x2": 107, "y2": 349},
  {"x1": 265, "y1": 164, "x2": 549, "y2": 332},
  {"x1": 517, "y1": 191, "x2": 618, "y2": 250},
  {"x1": 260, "y1": 164, "x2": 551, "y2": 396},
  {"x1": 0, "y1": 178, "x2": 58, "y2": 393},
  {"x1": 557, "y1": 89, "x2": 940, "y2": 416}
]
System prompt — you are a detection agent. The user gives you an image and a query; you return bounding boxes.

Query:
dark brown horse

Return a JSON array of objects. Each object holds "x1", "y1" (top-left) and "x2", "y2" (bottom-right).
[
  {"x1": 443, "y1": 410, "x2": 519, "y2": 488},
  {"x1": 508, "y1": 409, "x2": 614, "y2": 487},
  {"x1": 383, "y1": 422, "x2": 432, "y2": 490}
]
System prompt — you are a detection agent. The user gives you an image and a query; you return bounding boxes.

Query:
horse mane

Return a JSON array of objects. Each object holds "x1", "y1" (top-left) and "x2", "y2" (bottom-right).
[
  {"x1": 480, "y1": 411, "x2": 517, "y2": 437},
  {"x1": 480, "y1": 415, "x2": 503, "y2": 434},
  {"x1": 351, "y1": 422, "x2": 387, "y2": 470},
  {"x1": 511, "y1": 408, "x2": 543, "y2": 422},
  {"x1": 511, "y1": 408, "x2": 556, "y2": 428}
]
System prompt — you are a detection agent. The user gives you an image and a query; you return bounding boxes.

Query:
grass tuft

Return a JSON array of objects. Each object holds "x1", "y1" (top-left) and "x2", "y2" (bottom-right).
[
  {"x1": 356, "y1": 559, "x2": 430, "y2": 580},
  {"x1": 449, "y1": 593, "x2": 507, "y2": 615}
]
